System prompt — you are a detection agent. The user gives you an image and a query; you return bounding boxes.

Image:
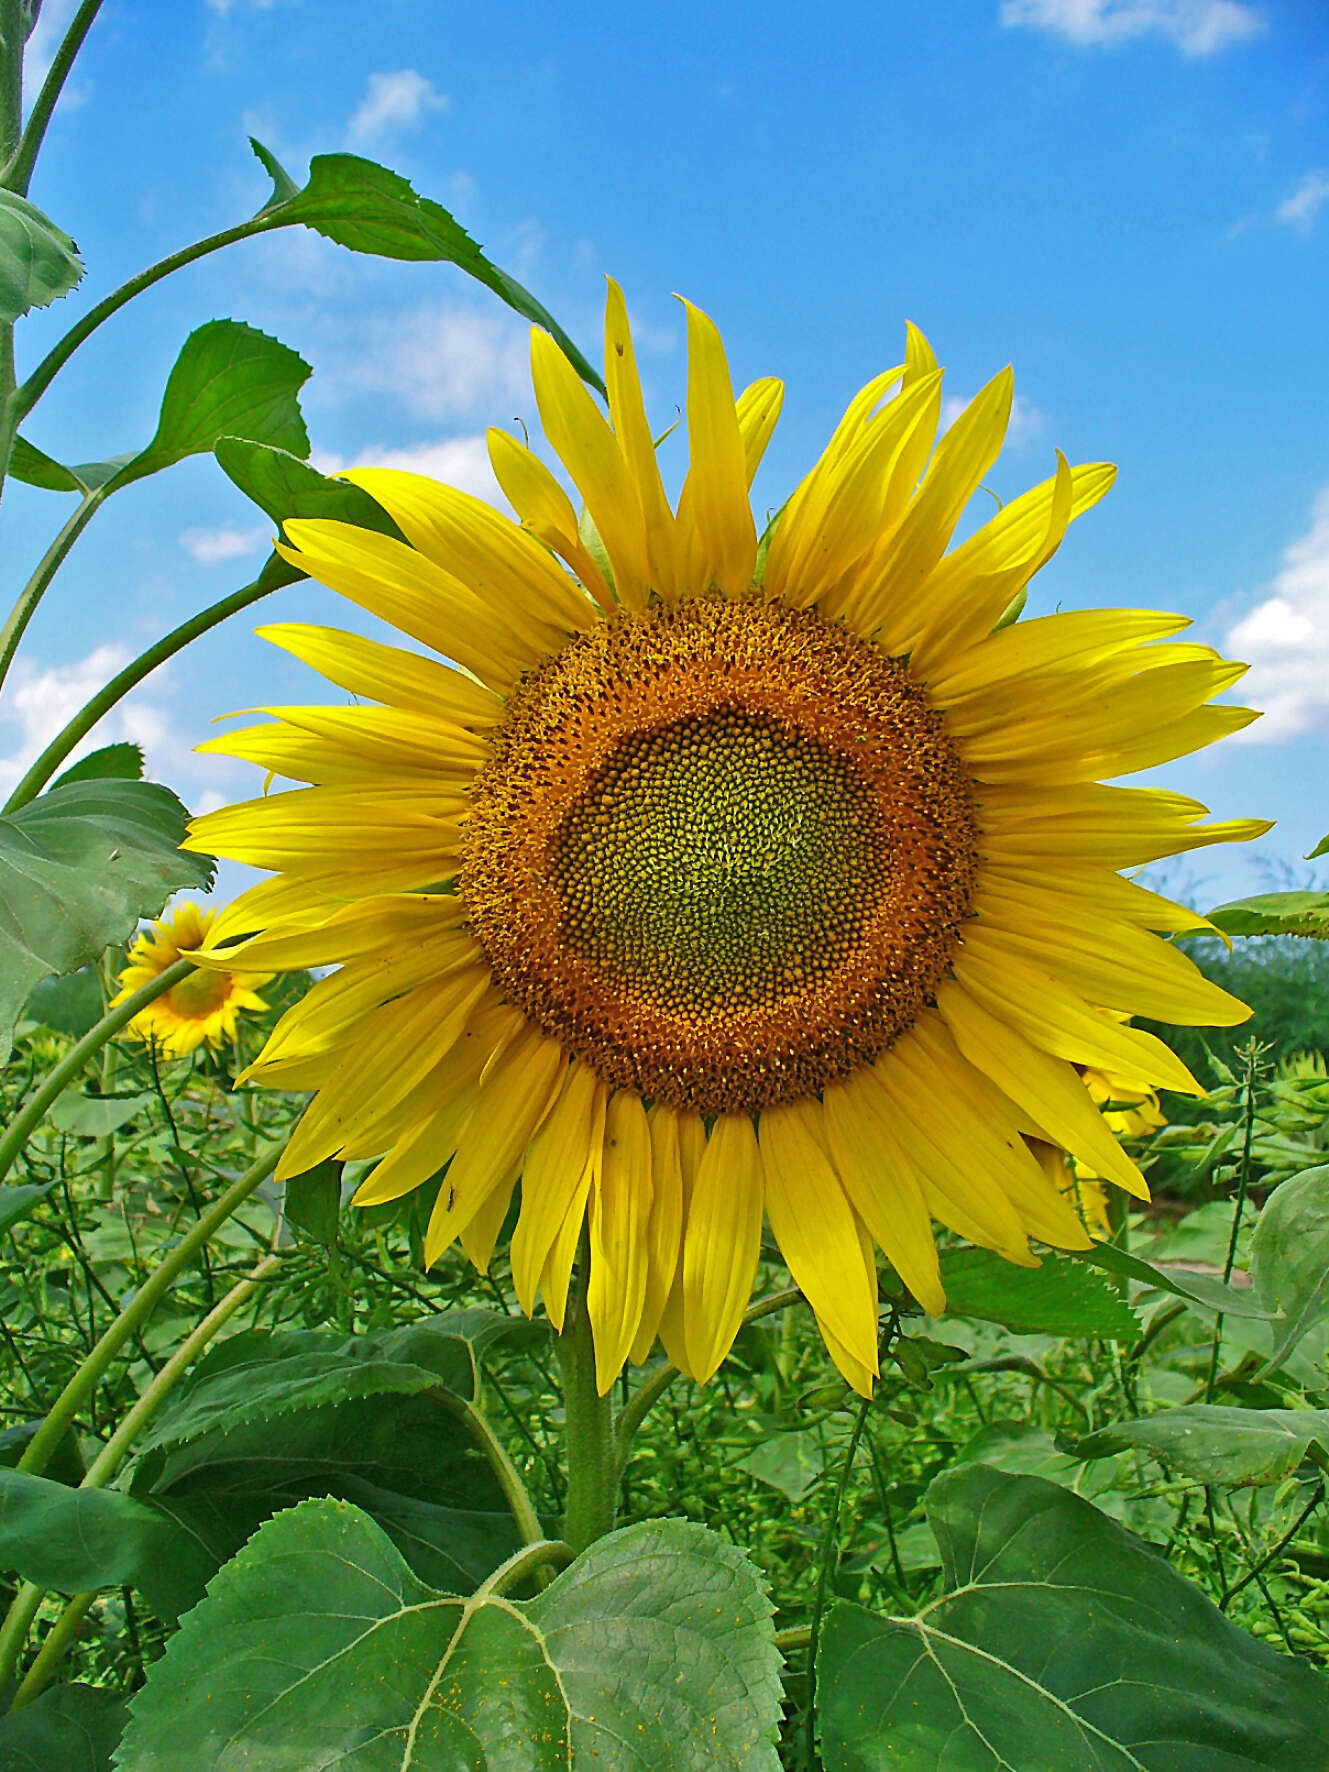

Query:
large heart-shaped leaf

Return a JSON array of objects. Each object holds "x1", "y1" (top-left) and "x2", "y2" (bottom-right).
[
  {"x1": 0, "y1": 191, "x2": 83, "y2": 323},
  {"x1": 0, "y1": 1470, "x2": 185, "y2": 1594},
  {"x1": 0, "y1": 778, "x2": 213, "y2": 1066},
  {"x1": 115, "y1": 1501, "x2": 782, "y2": 1770},
  {"x1": 939, "y1": 1247, "x2": 1140, "y2": 1339},
  {"x1": 817, "y1": 1465, "x2": 1329, "y2": 1770},
  {"x1": 0, "y1": 1683, "x2": 126, "y2": 1772},
  {"x1": 1250, "y1": 1165, "x2": 1329, "y2": 1372},
  {"x1": 1070, "y1": 1404, "x2": 1329, "y2": 1486},
  {"x1": 1074, "y1": 1239, "x2": 1273, "y2": 1319},
  {"x1": 250, "y1": 142, "x2": 604, "y2": 395}
]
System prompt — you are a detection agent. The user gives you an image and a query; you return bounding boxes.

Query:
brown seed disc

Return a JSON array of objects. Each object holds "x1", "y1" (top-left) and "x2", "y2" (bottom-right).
[{"x1": 460, "y1": 598, "x2": 979, "y2": 1113}]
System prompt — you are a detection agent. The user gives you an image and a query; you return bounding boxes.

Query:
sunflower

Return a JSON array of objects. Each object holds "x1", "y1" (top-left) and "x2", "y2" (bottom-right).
[
  {"x1": 186, "y1": 284, "x2": 1269, "y2": 1395},
  {"x1": 111, "y1": 901, "x2": 271, "y2": 1058}
]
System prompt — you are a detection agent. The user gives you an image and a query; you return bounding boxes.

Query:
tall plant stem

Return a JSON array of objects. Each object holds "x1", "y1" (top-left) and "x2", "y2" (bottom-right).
[
  {"x1": 430, "y1": 1389, "x2": 544, "y2": 1550},
  {"x1": 0, "y1": 1, "x2": 19, "y2": 501},
  {"x1": 4, "y1": 1254, "x2": 280, "y2": 1710},
  {"x1": 3, "y1": 569, "x2": 278, "y2": 812},
  {"x1": 1203, "y1": 1044, "x2": 1260, "y2": 1405},
  {"x1": 12, "y1": 1141, "x2": 280, "y2": 1482},
  {"x1": 0, "y1": 956, "x2": 192, "y2": 1189},
  {"x1": 804, "y1": 1395, "x2": 873, "y2": 1772},
  {"x1": 0, "y1": 486, "x2": 105, "y2": 697},
  {"x1": 3, "y1": 0, "x2": 105, "y2": 195},
  {"x1": 554, "y1": 1244, "x2": 617, "y2": 1555}
]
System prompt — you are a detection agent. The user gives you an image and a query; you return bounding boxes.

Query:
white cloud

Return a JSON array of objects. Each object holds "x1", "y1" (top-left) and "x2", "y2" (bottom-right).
[
  {"x1": 178, "y1": 525, "x2": 270, "y2": 566},
  {"x1": 313, "y1": 435, "x2": 505, "y2": 507},
  {"x1": 348, "y1": 70, "x2": 449, "y2": 145},
  {"x1": 999, "y1": 0, "x2": 1264, "y2": 55},
  {"x1": 941, "y1": 389, "x2": 1047, "y2": 448},
  {"x1": 0, "y1": 644, "x2": 181, "y2": 798},
  {"x1": 1223, "y1": 485, "x2": 1329, "y2": 742},
  {"x1": 349, "y1": 304, "x2": 530, "y2": 423},
  {"x1": 1274, "y1": 170, "x2": 1329, "y2": 236},
  {"x1": 23, "y1": 0, "x2": 76, "y2": 91}
]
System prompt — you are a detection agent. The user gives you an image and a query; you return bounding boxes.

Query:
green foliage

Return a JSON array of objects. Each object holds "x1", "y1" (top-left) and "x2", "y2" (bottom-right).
[
  {"x1": 0, "y1": 1472, "x2": 184, "y2": 1595},
  {"x1": 816, "y1": 1465, "x2": 1329, "y2": 1771},
  {"x1": 0, "y1": 190, "x2": 82, "y2": 323},
  {"x1": 116, "y1": 1503, "x2": 782, "y2": 1771},
  {"x1": 0, "y1": 1683, "x2": 125, "y2": 1771},
  {"x1": 1251, "y1": 1166, "x2": 1329, "y2": 1372},
  {"x1": 1077, "y1": 1238, "x2": 1274, "y2": 1318},
  {"x1": 1209, "y1": 892, "x2": 1329, "y2": 939},
  {"x1": 49, "y1": 746, "x2": 143, "y2": 790},
  {"x1": 0, "y1": 780, "x2": 212, "y2": 1065},
  {"x1": 939, "y1": 1245, "x2": 1140, "y2": 1338},
  {"x1": 1074, "y1": 1405, "x2": 1329, "y2": 1486}
]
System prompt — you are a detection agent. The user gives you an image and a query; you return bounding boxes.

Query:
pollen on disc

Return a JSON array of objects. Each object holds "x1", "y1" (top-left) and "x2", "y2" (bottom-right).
[{"x1": 461, "y1": 598, "x2": 979, "y2": 1114}]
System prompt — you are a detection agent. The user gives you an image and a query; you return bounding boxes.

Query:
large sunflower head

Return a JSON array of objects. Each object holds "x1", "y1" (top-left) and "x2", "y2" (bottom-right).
[
  {"x1": 187, "y1": 283, "x2": 1270, "y2": 1395},
  {"x1": 111, "y1": 901, "x2": 271, "y2": 1058}
]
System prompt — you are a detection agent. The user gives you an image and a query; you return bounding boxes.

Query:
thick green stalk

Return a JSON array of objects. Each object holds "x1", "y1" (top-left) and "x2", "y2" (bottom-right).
[
  {"x1": 0, "y1": 956, "x2": 192, "y2": 1189},
  {"x1": 5, "y1": 1254, "x2": 281, "y2": 1709},
  {"x1": 0, "y1": 485, "x2": 104, "y2": 696},
  {"x1": 0, "y1": 0, "x2": 18, "y2": 500},
  {"x1": 3, "y1": 0, "x2": 105, "y2": 195},
  {"x1": 13, "y1": 1140, "x2": 280, "y2": 1479},
  {"x1": 4, "y1": 568, "x2": 278, "y2": 812},
  {"x1": 553, "y1": 1250, "x2": 618, "y2": 1555}
]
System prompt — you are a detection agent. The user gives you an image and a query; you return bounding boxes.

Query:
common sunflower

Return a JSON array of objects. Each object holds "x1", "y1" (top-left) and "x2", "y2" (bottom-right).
[
  {"x1": 186, "y1": 285, "x2": 1269, "y2": 1395},
  {"x1": 112, "y1": 901, "x2": 271, "y2": 1058}
]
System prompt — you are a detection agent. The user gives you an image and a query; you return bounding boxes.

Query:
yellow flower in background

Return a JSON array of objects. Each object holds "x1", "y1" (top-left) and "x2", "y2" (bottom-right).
[
  {"x1": 1083, "y1": 1067, "x2": 1166, "y2": 1141},
  {"x1": 186, "y1": 283, "x2": 1268, "y2": 1395},
  {"x1": 111, "y1": 902, "x2": 271, "y2": 1058},
  {"x1": 1028, "y1": 1140, "x2": 1113, "y2": 1242}
]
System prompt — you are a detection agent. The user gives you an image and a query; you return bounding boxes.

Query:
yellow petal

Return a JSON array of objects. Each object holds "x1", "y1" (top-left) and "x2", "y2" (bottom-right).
[
  {"x1": 486, "y1": 427, "x2": 615, "y2": 614},
  {"x1": 588, "y1": 1091, "x2": 654, "y2": 1393},
  {"x1": 630, "y1": 1104, "x2": 685, "y2": 1364},
  {"x1": 605, "y1": 278, "x2": 679, "y2": 597},
  {"x1": 682, "y1": 1114, "x2": 764, "y2": 1383},
  {"x1": 256, "y1": 624, "x2": 503, "y2": 727},
  {"x1": 511, "y1": 1064, "x2": 607, "y2": 1317},
  {"x1": 736, "y1": 378, "x2": 784, "y2": 486},
  {"x1": 677, "y1": 296, "x2": 757, "y2": 596}
]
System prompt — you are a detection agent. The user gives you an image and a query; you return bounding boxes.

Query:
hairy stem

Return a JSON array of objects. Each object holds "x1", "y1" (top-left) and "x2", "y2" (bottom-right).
[
  {"x1": 0, "y1": 956, "x2": 192, "y2": 1189},
  {"x1": 3, "y1": 0, "x2": 104, "y2": 194},
  {"x1": 474, "y1": 1539, "x2": 573, "y2": 1602},
  {"x1": 554, "y1": 1247, "x2": 617, "y2": 1555},
  {"x1": 3, "y1": 568, "x2": 280, "y2": 811}
]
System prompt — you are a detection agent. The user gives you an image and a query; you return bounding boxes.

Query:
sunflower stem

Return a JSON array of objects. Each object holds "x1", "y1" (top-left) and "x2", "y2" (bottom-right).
[
  {"x1": 0, "y1": 957, "x2": 194, "y2": 1188},
  {"x1": 555, "y1": 1244, "x2": 618, "y2": 1555}
]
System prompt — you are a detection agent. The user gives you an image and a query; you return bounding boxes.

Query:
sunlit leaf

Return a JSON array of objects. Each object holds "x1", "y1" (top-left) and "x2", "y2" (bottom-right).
[
  {"x1": 817, "y1": 1465, "x2": 1329, "y2": 1770},
  {"x1": 1073, "y1": 1238, "x2": 1273, "y2": 1318},
  {"x1": 1071, "y1": 1404, "x2": 1329, "y2": 1486},
  {"x1": 939, "y1": 1246, "x2": 1139, "y2": 1339},
  {"x1": 0, "y1": 190, "x2": 83, "y2": 323},
  {"x1": 51, "y1": 743, "x2": 145, "y2": 789},
  {"x1": 1207, "y1": 891, "x2": 1329, "y2": 939},
  {"x1": 0, "y1": 779, "x2": 213, "y2": 1067},
  {"x1": 118, "y1": 1501, "x2": 782, "y2": 1770},
  {"x1": 1251, "y1": 1164, "x2": 1329, "y2": 1372}
]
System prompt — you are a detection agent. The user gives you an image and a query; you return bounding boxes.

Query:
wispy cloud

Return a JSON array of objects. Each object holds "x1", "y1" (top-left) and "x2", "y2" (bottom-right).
[
  {"x1": 348, "y1": 70, "x2": 449, "y2": 145},
  {"x1": 999, "y1": 0, "x2": 1265, "y2": 56},
  {"x1": 1274, "y1": 170, "x2": 1329, "y2": 236},
  {"x1": 346, "y1": 304, "x2": 530, "y2": 423},
  {"x1": 313, "y1": 436, "x2": 505, "y2": 507},
  {"x1": 941, "y1": 390, "x2": 1047, "y2": 449},
  {"x1": 0, "y1": 645, "x2": 175, "y2": 798},
  {"x1": 1223, "y1": 485, "x2": 1329, "y2": 743},
  {"x1": 179, "y1": 525, "x2": 270, "y2": 566}
]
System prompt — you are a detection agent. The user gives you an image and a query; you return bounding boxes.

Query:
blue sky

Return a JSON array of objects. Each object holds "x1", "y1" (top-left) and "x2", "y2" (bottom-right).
[{"x1": 4, "y1": 0, "x2": 1328, "y2": 910}]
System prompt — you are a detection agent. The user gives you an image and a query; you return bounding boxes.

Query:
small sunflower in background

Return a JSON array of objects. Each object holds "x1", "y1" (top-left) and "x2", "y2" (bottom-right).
[
  {"x1": 1034, "y1": 1067, "x2": 1167, "y2": 1239},
  {"x1": 186, "y1": 283, "x2": 1269, "y2": 1395},
  {"x1": 111, "y1": 901, "x2": 271, "y2": 1059}
]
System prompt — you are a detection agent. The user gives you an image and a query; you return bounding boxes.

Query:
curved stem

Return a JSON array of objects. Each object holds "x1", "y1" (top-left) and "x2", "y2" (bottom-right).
[
  {"x1": 0, "y1": 956, "x2": 192, "y2": 1189},
  {"x1": 13, "y1": 1140, "x2": 281, "y2": 1480},
  {"x1": 0, "y1": 486, "x2": 105, "y2": 696},
  {"x1": 554, "y1": 1247, "x2": 617, "y2": 1555},
  {"x1": 5, "y1": 1254, "x2": 282, "y2": 1711},
  {"x1": 430, "y1": 1388, "x2": 544, "y2": 1549},
  {"x1": 474, "y1": 1539, "x2": 572, "y2": 1602},
  {"x1": 2, "y1": 0, "x2": 105, "y2": 195},
  {"x1": 14, "y1": 216, "x2": 279, "y2": 425},
  {"x1": 4, "y1": 568, "x2": 279, "y2": 811}
]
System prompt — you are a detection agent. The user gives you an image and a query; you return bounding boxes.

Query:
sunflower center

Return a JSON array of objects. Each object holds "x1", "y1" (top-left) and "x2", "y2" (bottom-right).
[
  {"x1": 166, "y1": 968, "x2": 232, "y2": 1018},
  {"x1": 461, "y1": 598, "x2": 979, "y2": 1113}
]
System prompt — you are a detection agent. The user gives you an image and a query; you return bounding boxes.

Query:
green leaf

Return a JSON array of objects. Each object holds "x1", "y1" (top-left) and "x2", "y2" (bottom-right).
[
  {"x1": 263, "y1": 151, "x2": 604, "y2": 394},
  {"x1": 1073, "y1": 1238, "x2": 1273, "y2": 1318},
  {"x1": 1251, "y1": 1164, "x2": 1329, "y2": 1372},
  {"x1": 213, "y1": 437, "x2": 402, "y2": 541},
  {"x1": 1308, "y1": 830, "x2": 1329, "y2": 861},
  {"x1": 736, "y1": 1428, "x2": 827, "y2": 1500},
  {"x1": 0, "y1": 1683, "x2": 126, "y2": 1771},
  {"x1": 0, "y1": 1469, "x2": 185, "y2": 1594},
  {"x1": 1207, "y1": 890, "x2": 1329, "y2": 939},
  {"x1": 51, "y1": 744, "x2": 144, "y2": 789},
  {"x1": 112, "y1": 321, "x2": 310, "y2": 491},
  {"x1": 939, "y1": 1246, "x2": 1140, "y2": 1339},
  {"x1": 0, "y1": 1181, "x2": 60, "y2": 1238},
  {"x1": 0, "y1": 191, "x2": 83, "y2": 324},
  {"x1": 284, "y1": 1157, "x2": 341, "y2": 1245},
  {"x1": 7, "y1": 434, "x2": 84, "y2": 492},
  {"x1": 1070, "y1": 1404, "x2": 1329, "y2": 1486},
  {"x1": 23, "y1": 966, "x2": 103, "y2": 1039},
  {"x1": 117, "y1": 1501, "x2": 782, "y2": 1770},
  {"x1": 248, "y1": 135, "x2": 299, "y2": 211},
  {"x1": 817, "y1": 1465, "x2": 1329, "y2": 1771},
  {"x1": 47, "y1": 1090, "x2": 154, "y2": 1138},
  {"x1": 0, "y1": 778, "x2": 213, "y2": 1066}
]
